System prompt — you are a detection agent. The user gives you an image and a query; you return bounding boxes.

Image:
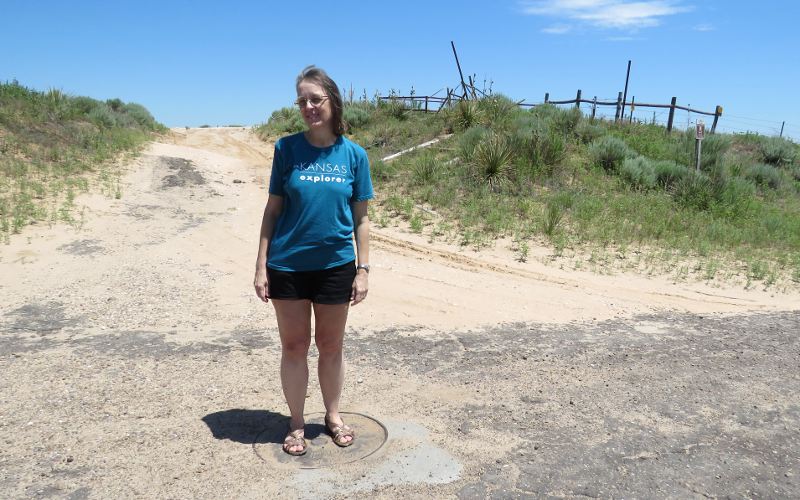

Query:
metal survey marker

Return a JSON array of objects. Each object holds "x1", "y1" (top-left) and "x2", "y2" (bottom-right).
[{"x1": 253, "y1": 412, "x2": 388, "y2": 469}]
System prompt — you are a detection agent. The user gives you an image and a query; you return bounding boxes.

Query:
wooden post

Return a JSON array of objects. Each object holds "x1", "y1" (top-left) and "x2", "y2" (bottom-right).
[
  {"x1": 544, "y1": 92, "x2": 550, "y2": 104},
  {"x1": 424, "y1": 96, "x2": 429, "y2": 113},
  {"x1": 628, "y1": 96, "x2": 635, "y2": 124},
  {"x1": 652, "y1": 111, "x2": 656, "y2": 125},
  {"x1": 591, "y1": 96, "x2": 597, "y2": 120},
  {"x1": 575, "y1": 89, "x2": 582, "y2": 108},
  {"x1": 451, "y1": 41, "x2": 469, "y2": 100},
  {"x1": 621, "y1": 60, "x2": 632, "y2": 121},
  {"x1": 710, "y1": 105, "x2": 722, "y2": 133},
  {"x1": 614, "y1": 92, "x2": 623, "y2": 122},
  {"x1": 780, "y1": 121, "x2": 785, "y2": 138},
  {"x1": 666, "y1": 97, "x2": 677, "y2": 133}
]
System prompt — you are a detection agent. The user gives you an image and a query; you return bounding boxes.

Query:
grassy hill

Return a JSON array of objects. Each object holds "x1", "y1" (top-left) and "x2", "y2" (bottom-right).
[
  {"x1": 0, "y1": 80, "x2": 164, "y2": 240},
  {"x1": 256, "y1": 95, "x2": 800, "y2": 288}
]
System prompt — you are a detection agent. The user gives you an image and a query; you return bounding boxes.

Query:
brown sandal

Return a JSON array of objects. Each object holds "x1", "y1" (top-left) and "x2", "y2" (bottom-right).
[
  {"x1": 283, "y1": 429, "x2": 307, "y2": 456},
  {"x1": 325, "y1": 415, "x2": 355, "y2": 447}
]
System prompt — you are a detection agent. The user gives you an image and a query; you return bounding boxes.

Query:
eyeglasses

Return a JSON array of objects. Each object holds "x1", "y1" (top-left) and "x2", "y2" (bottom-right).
[{"x1": 295, "y1": 96, "x2": 329, "y2": 108}]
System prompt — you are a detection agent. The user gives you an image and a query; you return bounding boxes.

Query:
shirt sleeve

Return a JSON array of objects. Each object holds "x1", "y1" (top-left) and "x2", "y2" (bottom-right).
[
  {"x1": 351, "y1": 148, "x2": 374, "y2": 202},
  {"x1": 268, "y1": 142, "x2": 285, "y2": 196}
]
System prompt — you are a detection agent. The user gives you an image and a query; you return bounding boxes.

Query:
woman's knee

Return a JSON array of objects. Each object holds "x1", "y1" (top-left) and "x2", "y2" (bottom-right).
[
  {"x1": 315, "y1": 335, "x2": 343, "y2": 356},
  {"x1": 282, "y1": 335, "x2": 311, "y2": 358}
]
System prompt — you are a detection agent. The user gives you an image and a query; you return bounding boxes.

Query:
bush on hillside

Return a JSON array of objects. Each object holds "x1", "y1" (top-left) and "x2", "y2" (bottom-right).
[
  {"x1": 470, "y1": 132, "x2": 515, "y2": 191},
  {"x1": 551, "y1": 106, "x2": 582, "y2": 138},
  {"x1": 759, "y1": 136, "x2": 797, "y2": 166},
  {"x1": 266, "y1": 107, "x2": 304, "y2": 135},
  {"x1": 652, "y1": 160, "x2": 690, "y2": 190},
  {"x1": 673, "y1": 129, "x2": 731, "y2": 173},
  {"x1": 476, "y1": 94, "x2": 518, "y2": 130},
  {"x1": 576, "y1": 121, "x2": 606, "y2": 144},
  {"x1": 459, "y1": 126, "x2": 490, "y2": 161},
  {"x1": 714, "y1": 176, "x2": 756, "y2": 218},
  {"x1": 619, "y1": 156, "x2": 656, "y2": 190},
  {"x1": 745, "y1": 163, "x2": 783, "y2": 190},
  {"x1": 589, "y1": 136, "x2": 632, "y2": 173},
  {"x1": 673, "y1": 170, "x2": 714, "y2": 210},
  {"x1": 343, "y1": 105, "x2": 370, "y2": 130}
]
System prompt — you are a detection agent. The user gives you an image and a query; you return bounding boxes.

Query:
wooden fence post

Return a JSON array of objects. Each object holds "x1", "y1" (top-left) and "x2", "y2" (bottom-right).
[
  {"x1": 666, "y1": 97, "x2": 677, "y2": 133},
  {"x1": 614, "y1": 92, "x2": 623, "y2": 122},
  {"x1": 628, "y1": 96, "x2": 635, "y2": 124},
  {"x1": 575, "y1": 89, "x2": 582, "y2": 108},
  {"x1": 591, "y1": 96, "x2": 597, "y2": 120},
  {"x1": 544, "y1": 92, "x2": 550, "y2": 104},
  {"x1": 711, "y1": 105, "x2": 722, "y2": 134},
  {"x1": 424, "y1": 96, "x2": 429, "y2": 113}
]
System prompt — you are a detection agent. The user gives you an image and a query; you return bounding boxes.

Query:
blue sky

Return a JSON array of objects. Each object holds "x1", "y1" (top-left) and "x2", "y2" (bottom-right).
[{"x1": 2, "y1": 0, "x2": 798, "y2": 139}]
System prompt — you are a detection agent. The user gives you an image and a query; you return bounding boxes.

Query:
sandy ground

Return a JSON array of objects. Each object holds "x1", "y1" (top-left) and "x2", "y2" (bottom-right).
[{"x1": 1, "y1": 127, "x2": 799, "y2": 498}]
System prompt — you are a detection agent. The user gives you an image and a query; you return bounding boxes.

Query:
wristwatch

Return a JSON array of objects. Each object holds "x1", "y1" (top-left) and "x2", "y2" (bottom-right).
[{"x1": 356, "y1": 264, "x2": 370, "y2": 274}]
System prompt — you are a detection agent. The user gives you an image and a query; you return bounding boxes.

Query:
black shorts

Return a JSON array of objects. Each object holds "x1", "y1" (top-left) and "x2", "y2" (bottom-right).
[{"x1": 267, "y1": 260, "x2": 356, "y2": 304}]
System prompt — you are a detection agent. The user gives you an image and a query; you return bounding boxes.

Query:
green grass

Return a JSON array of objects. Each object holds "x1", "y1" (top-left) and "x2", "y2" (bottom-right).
[
  {"x1": 256, "y1": 94, "x2": 800, "y2": 288},
  {"x1": 0, "y1": 80, "x2": 164, "y2": 240}
]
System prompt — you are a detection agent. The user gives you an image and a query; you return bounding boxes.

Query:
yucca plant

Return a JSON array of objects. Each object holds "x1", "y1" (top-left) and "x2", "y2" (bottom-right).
[
  {"x1": 471, "y1": 133, "x2": 515, "y2": 191},
  {"x1": 652, "y1": 160, "x2": 689, "y2": 190},
  {"x1": 452, "y1": 100, "x2": 479, "y2": 131},
  {"x1": 411, "y1": 153, "x2": 439, "y2": 185},
  {"x1": 673, "y1": 170, "x2": 714, "y2": 210}
]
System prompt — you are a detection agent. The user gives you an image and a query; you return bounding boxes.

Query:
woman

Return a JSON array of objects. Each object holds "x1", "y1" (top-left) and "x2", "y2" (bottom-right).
[{"x1": 253, "y1": 66, "x2": 373, "y2": 456}]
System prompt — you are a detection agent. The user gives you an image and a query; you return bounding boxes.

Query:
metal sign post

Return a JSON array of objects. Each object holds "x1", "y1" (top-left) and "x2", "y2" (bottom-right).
[{"x1": 695, "y1": 120, "x2": 705, "y2": 172}]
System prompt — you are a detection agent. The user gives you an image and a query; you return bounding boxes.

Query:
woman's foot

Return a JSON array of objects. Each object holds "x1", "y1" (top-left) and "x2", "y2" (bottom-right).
[
  {"x1": 283, "y1": 428, "x2": 307, "y2": 456},
  {"x1": 324, "y1": 414, "x2": 354, "y2": 447}
]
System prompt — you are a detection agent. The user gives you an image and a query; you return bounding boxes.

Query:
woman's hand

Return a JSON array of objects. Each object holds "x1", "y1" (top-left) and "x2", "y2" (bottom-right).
[
  {"x1": 351, "y1": 272, "x2": 368, "y2": 306},
  {"x1": 254, "y1": 267, "x2": 270, "y2": 303}
]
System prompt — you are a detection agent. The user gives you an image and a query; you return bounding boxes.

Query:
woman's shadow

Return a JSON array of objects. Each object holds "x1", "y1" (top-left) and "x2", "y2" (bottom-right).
[{"x1": 201, "y1": 409, "x2": 326, "y2": 444}]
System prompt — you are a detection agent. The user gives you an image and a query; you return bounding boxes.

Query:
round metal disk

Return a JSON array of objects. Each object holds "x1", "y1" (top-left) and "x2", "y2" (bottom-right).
[{"x1": 253, "y1": 412, "x2": 388, "y2": 469}]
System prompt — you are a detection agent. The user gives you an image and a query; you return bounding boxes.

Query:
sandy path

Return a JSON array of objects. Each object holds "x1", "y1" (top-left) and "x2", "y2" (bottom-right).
[{"x1": 1, "y1": 128, "x2": 798, "y2": 498}]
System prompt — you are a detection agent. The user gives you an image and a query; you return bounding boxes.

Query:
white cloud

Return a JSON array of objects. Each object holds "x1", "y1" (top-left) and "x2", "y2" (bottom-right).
[
  {"x1": 521, "y1": 0, "x2": 692, "y2": 30},
  {"x1": 542, "y1": 23, "x2": 573, "y2": 34},
  {"x1": 693, "y1": 23, "x2": 714, "y2": 31}
]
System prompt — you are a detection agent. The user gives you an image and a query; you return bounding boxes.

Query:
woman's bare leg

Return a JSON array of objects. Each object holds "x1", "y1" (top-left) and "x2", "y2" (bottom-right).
[
  {"x1": 273, "y1": 299, "x2": 312, "y2": 453},
  {"x1": 312, "y1": 302, "x2": 353, "y2": 444}
]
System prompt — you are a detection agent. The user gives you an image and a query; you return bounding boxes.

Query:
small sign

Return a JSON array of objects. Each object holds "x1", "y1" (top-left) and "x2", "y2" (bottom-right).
[{"x1": 696, "y1": 121, "x2": 705, "y2": 140}]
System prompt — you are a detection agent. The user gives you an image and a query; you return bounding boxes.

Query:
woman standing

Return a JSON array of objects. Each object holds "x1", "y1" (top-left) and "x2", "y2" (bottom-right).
[{"x1": 253, "y1": 66, "x2": 373, "y2": 456}]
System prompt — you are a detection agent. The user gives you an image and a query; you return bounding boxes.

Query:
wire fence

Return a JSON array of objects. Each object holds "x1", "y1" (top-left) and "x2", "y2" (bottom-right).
[{"x1": 376, "y1": 88, "x2": 798, "y2": 141}]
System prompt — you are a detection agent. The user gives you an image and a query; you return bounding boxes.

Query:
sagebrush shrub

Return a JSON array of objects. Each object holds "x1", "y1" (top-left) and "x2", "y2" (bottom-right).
[
  {"x1": 477, "y1": 94, "x2": 518, "y2": 129},
  {"x1": 343, "y1": 105, "x2": 370, "y2": 130},
  {"x1": 745, "y1": 163, "x2": 782, "y2": 190},
  {"x1": 551, "y1": 106, "x2": 582, "y2": 138},
  {"x1": 760, "y1": 136, "x2": 797, "y2": 166},
  {"x1": 589, "y1": 136, "x2": 632, "y2": 173},
  {"x1": 266, "y1": 107, "x2": 304, "y2": 135},
  {"x1": 576, "y1": 121, "x2": 606, "y2": 144},
  {"x1": 619, "y1": 156, "x2": 656, "y2": 190},
  {"x1": 459, "y1": 126, "x2": 490, "y2": 161}
]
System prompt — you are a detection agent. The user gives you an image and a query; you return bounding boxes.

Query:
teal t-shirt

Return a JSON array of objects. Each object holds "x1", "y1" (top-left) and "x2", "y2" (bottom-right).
[{"x1": 267, "y1": 132, "x2": 374, "y2": 272}]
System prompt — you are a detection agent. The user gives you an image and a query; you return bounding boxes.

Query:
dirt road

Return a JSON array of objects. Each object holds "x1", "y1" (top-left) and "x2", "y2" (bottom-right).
[{"x1": 1, "y1": 127, "x2": 798, "y2": 498}]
